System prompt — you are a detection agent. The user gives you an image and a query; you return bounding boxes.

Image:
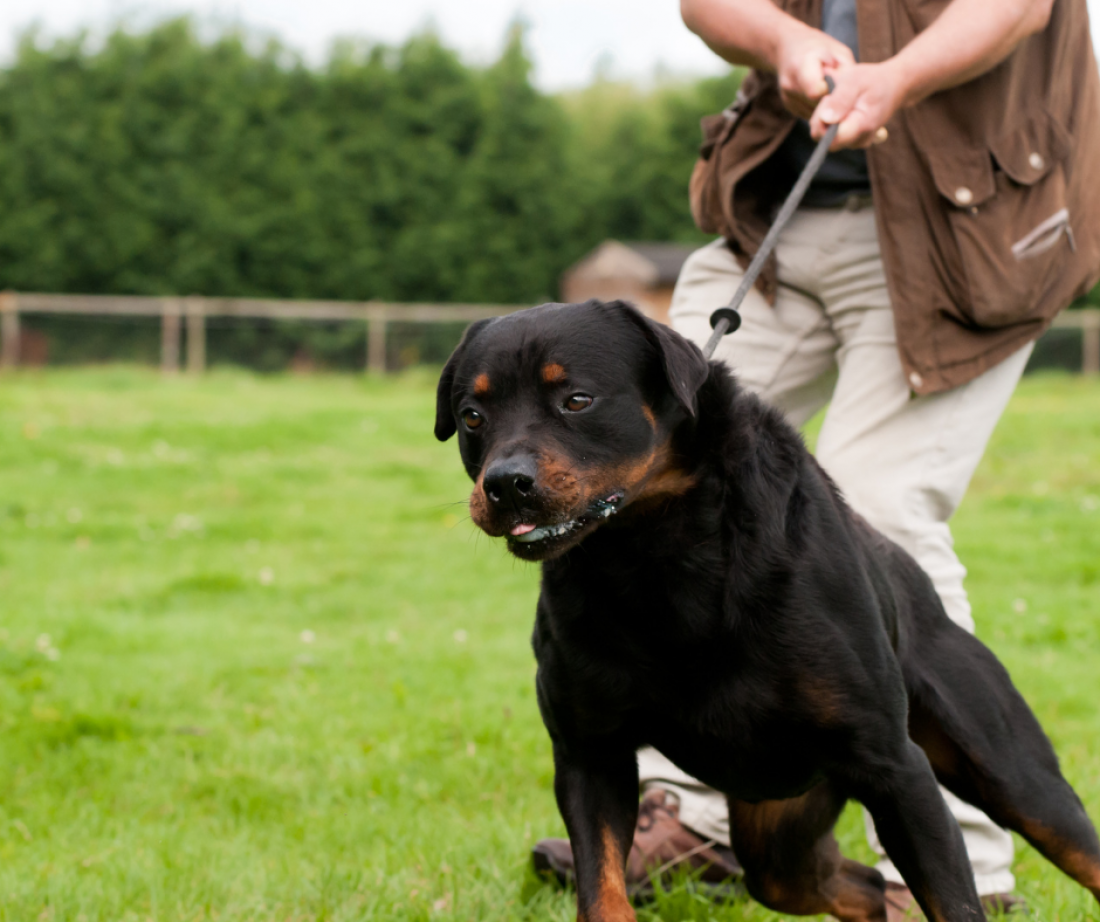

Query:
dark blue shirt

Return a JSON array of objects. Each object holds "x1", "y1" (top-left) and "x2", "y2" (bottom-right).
[{"x1": 773, "y1": 0, "x2": 871, "y2": 206}]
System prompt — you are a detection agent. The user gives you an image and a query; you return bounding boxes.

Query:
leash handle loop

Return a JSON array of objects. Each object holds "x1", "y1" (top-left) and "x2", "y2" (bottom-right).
[{"x1": 703, "y1": 76, "x2": 841, "y2": 360}]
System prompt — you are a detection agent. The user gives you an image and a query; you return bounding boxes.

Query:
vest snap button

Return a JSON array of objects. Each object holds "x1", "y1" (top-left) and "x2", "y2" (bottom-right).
[
  {"x1": 1029, "y1": 152, "x2": 1045, "y2": 170},
  {"x1": 955, "y1": 187, "x2": 973, "y2": 205}
]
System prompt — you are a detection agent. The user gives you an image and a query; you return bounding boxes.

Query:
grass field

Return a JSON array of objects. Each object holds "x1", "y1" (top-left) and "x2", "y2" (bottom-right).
[{"x1": 1, "y1": 367, "x2": 1099, "y2": 922}]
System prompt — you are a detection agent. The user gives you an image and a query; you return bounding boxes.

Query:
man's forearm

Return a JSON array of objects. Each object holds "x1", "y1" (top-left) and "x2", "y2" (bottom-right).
[
  {"x1": 683, "y1": 0, "x2": 1053, "y2": 96},
  {"x1": 887, "y1": 0, "x2": 1054, "y2": 107},
  {"x1": 682, "y1": 0, "x2": 857, "y2": 118},
  {"x1": 684, "y1": 0, "x2": 1057, "y2": 149},
  {"x1": 680, "y1": 0, "x2": 814, "y2": 72}
]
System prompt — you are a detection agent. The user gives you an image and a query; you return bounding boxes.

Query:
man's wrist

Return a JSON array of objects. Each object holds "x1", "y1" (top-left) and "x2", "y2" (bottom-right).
[
  {"x1": 769, "y1": 20, "x2": 826, "y2": 73},
  {"x1": 878, "y1": 56, "x2": 922, "y2": 111}
]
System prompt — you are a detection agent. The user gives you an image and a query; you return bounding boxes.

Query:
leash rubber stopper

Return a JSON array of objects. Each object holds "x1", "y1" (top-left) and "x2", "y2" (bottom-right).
[{"x1": 709, "y1": 307, "x2": 742, "y2": 335}]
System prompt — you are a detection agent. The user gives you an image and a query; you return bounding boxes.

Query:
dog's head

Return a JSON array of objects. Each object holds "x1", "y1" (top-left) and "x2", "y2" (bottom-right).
[{"x1": 435, "y1": 300, "x2": 710, "y2": 561}]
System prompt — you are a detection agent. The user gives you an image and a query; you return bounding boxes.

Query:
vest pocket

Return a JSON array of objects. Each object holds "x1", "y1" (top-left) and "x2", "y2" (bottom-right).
[
  {"x1": 1011, "y1": 208, "x2": 1074, "y2": 261},
  {"x1": 927, "y1": 113, "x2": 1073, "y2": 328}
]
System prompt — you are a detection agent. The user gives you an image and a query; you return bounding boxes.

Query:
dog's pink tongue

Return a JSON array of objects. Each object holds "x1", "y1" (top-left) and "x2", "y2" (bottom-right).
[{"x1": 511, "y1": 523, "x2": 536, "y2": 537}]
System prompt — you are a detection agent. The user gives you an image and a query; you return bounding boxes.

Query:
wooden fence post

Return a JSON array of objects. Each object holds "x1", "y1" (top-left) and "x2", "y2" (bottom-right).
[
  {"x1": 0, "y1": 291, "x2": 18, "y2": 369},
  {"x1": 161, "y1": 298, "x2": 182, "y2": 375},
  {"x1": 1083, "y1": 311, "x2": 1100, "y2": 377},
  {"x1": 367, "y1": 306, "x2": 387, "y2": 374},
  {"x1": 185, "y1": 297, "x2": 206, "y2": 374}
]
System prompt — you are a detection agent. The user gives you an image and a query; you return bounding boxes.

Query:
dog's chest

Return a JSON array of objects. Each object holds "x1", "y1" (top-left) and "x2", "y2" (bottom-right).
[
  {"x1": 550, "y1": 645, "x2": 828, "y2": 800},
  {"x1": 538, "y1": 570, "x2": 843, "y2": 801},
  {"x1": 642, "y1": 673, "x2": 833, "y2": 801}
]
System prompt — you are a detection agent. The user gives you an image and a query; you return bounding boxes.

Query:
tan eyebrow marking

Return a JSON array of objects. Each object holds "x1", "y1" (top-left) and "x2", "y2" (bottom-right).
[
  {"x1": 473, "y1": 373, "x2": 491, "y2": 396},
  {"x1": 542, "y1": 363, "x2": 567, "y2": 385}
]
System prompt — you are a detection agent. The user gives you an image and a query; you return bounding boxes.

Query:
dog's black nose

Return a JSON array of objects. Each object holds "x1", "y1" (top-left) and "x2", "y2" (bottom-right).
[{"x1": 483, "y1": 456, "x2": 538, "y2": 508}]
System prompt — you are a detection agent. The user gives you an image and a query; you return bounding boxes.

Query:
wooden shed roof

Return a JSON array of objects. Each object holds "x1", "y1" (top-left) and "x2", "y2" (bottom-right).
[{"x1": 563, "y1": 240, "x2": 698, "y2": 288}]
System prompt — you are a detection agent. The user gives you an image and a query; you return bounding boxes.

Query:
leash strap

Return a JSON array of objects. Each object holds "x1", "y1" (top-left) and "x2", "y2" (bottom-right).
[{"x1": 703, "y1": 77, "x2": 841, "y2": 360}]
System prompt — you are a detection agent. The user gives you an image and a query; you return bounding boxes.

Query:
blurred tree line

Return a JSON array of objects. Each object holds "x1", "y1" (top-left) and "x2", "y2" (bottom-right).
[
  {"x1": 0, "y1": 19, "x2": 1091, "y2": 370},
  {"x1": 0, "y1": 20, "x2": 741, "y2": 368}
]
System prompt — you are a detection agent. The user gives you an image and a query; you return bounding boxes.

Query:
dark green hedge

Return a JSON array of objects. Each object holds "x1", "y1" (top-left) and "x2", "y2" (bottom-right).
[
  {"x1": 0, "y1": 20, "x2": 744, "y2": 367},
  {"x1": 9, "y1": 19, "x2": 1086, "y2": 370}
]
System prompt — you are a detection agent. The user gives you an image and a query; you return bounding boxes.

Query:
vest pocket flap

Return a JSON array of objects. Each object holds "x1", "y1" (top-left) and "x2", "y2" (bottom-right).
[
  {"x1": 988, "y1": 110, "x2": 1070, "y2": 186},
  {"x1": 926, "y1": 146, "x2": 996, "y2": 208}
]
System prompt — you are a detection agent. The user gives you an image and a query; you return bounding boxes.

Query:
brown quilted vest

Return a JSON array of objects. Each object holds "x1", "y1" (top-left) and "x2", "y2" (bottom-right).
[{"x1": 690, "y1": 0, "x2": 1100, "y2": 393}]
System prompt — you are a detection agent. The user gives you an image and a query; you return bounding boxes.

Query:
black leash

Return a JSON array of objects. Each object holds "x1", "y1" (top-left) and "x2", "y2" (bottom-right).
[{"x1": 703, "y1": 76, "x2": 841, "y2": 360}]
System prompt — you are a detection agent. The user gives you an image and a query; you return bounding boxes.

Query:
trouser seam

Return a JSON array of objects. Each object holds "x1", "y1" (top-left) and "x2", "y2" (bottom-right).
[{"x1": 755, "y1": 306, "x2": 833, "y2": 400}]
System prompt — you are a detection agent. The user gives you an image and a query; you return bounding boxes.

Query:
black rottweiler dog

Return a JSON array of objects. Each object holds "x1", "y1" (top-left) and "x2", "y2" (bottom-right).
[{"x1": 434, "y1": 299, "x2": 1100, "y2": 922}]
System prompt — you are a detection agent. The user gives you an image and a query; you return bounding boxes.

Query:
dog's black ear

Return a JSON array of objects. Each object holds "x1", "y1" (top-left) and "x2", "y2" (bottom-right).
[
  {"x1": 610, "y1": 301, "x2": 710, "y2": 417},
  {"x1": 435, "y1": 319, "x2": 492, "y2": 442}
]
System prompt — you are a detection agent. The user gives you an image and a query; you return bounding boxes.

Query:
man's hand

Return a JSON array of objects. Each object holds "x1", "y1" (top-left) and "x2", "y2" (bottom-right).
[
  {"x1": 774, "y1": 27, "x2": 854, "y2": 119},
  {"x1": 809, "y1": 62, "x2": 907, "y2": 150},
  {"x1": 681, "y1": 0, "x2": 1053, "y2": 150}
]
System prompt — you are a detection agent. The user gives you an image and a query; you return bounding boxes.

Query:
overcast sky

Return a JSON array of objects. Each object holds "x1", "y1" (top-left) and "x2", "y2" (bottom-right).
[{"x1": 1, "y1": 1, "x2": 1099, "y2": 90}]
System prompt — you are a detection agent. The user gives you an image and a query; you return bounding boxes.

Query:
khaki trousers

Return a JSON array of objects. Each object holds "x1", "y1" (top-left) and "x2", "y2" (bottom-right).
[{"x1": 638, "y1": 206, "x2": 1031, "y2": 896}]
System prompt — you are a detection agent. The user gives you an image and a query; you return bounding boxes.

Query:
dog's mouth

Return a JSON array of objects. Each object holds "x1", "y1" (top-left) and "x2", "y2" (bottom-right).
[{"x1": 505, "y1": 493, "x2": 624, "y2": 555}]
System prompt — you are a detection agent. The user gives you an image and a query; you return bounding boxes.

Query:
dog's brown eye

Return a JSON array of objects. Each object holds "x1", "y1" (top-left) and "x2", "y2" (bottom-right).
[
  {"x1": 564, "y1": 394, "x2": 593, "y2": 412},
  {"x1": 462, "y1": 409, "x2": 484, "y2": 430}
]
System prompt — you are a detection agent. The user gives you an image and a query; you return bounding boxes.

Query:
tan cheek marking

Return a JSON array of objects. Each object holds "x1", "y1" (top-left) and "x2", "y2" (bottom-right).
[
  {"x1": 635, "y1": 466, "x2": 698, "y2": 503},
  {"x1": 538, "y1": 453, "x2": 583, "y2": 510},
  {"x1": 632, "y1": 440, "x2": 698, "y2": 504},
  {"x1": 578, "y1": 441, "x2": 697, "y2": 510},
  {"x1": 473, "y1": 373, "x2": 491, "y2": 396},
  {"x1": 542, "y1": 363, "x2": 567, "y2": 385},
  {"x1": 468, "y1": 474, "x2": 502, "y2": 537},
  {"x1": 525, "y1": 440, "x2": 696, "y2": 528},
  {"x1": 641, "y1": 405, "x2": 656, "y2": 431}
]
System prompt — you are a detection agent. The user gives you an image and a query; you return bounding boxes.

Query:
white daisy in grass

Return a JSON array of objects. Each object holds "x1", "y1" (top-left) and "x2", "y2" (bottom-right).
[{"x1": 35, "y1": 634, "x2": 60, "y2": 660}]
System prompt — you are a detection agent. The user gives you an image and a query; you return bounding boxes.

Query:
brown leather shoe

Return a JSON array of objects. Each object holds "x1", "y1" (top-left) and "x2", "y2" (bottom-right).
[
  {"x1": 531, "y1": 788, "x2": 743, "y2": 900},
  {"x1": 885, "y1": 884, "x2": 924, "y2": 922},
  {"x1": 885, "y1": 882, "x2": 1027, "y2": 920}
]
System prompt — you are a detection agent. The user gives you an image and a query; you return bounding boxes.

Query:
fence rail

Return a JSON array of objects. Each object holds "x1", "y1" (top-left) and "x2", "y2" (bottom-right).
[
  {"x1": 0, "y1": 291, "x2": 1098, "y2": 376},
  {"x1": 0, "y1": 292, "x2": 525, "y2": 374}
]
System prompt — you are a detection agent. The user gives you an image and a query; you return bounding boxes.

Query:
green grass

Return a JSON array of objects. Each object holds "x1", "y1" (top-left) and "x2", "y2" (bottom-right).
[{"x1": 0, "y1": 367, "x2": 1098, "y2": 921}]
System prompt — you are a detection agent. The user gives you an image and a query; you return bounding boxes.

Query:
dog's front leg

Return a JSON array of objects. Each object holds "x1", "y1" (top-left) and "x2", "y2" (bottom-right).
[
  {"x1": 852, "y1": 741, "x2": 985, "y2": 922},
  {"x1": 552, "y1": 740, "x2": 639, "y2": 922}
]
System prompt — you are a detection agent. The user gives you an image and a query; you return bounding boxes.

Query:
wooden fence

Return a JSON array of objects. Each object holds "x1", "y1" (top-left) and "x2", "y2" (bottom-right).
[
  {"x1": 0, "y1": 292, "x2": 524, "y2": 374},
  {"x1": 0, "y1": 291, "x2": 1098, "y2": 376}
]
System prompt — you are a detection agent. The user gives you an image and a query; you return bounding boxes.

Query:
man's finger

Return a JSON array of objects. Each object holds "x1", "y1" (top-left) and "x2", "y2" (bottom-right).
[
  {"x1": 831, "y1": 113, "x2": 876, "y2": 150},
  {"x1": 796, "y1": 56, "x2": 830, "y2": 102},
  {"x1": 810, "y1": 81, "x2": 858, "y2": 133}
]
